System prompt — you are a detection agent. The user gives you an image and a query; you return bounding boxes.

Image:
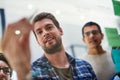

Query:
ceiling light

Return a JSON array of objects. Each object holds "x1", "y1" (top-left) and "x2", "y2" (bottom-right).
[
  {"x1": 55, "y1": 10, "x2": 61, "y2": 15},
  {"x1": 28, "y1": 4, "x2": 33, "y2": 10}
]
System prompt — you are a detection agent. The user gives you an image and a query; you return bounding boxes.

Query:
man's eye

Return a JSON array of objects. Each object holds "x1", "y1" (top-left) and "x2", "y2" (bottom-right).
[
  {"x1": 47, "y1": 26, "x2": 52, "y2": 30},
  {"x1": 4, "y1": 68, "x2": 9, "y2": 73},
  {"x1": 85, "y1": 32, "x2": 90, "y2": 36},
  {"x1": 92, "y1": 30, "x2": 99, "y2": 34},
  {"x1": 0, "y1": 67, "x2": 11, "y2": 74},
  {"x1": 37, "y1": 31, "x2": 42, "y2": 34}
]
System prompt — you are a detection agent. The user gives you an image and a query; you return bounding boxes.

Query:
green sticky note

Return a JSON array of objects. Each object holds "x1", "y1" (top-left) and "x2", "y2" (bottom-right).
[
  {"x1": 112, "y1": 0, "x2": 120, "y2": 16},
  {"x1": 105, "y1": 28, "x2": 120, "y2": 47},
  {"x1": 114, "y1": 5, "x2": 120, "y2": 16}
]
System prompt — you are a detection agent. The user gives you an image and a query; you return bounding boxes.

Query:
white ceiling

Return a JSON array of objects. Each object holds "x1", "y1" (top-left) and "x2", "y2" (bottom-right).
[{"x1": 0, "y1": 0, "x2": 116, "y2": 25}]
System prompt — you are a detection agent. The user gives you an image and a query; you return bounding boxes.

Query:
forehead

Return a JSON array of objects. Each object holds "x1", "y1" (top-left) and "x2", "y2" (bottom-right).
[
  {"x1": 0, "y1": 61, "x2": 9, "y2": 67},
  {"x1": 34, "y1": 18, "x2": 54, "y2": 30},
  {"x1": 83, "y1": 25, "x2": 99, "y2": 32}
]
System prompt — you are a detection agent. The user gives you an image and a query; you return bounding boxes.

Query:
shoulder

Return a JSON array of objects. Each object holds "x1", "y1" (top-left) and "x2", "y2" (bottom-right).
[
  {"x1": 79, "y1": 53, "x2": 90, "y2": 59},
  {"x1": 31, "y1": 56, "x2": 53, "y2": 79},
  {"x1": 103, "y1": 52, "x2": 113, "y2": 59},
  {"x1": 75, "y1": 58, "x2": 92, "y2": 68},
  {"x1": 32, "y1": 58, "x2": 43, "y2": 67},
  {"x1": 32, "y1": 55, "x2": 49, "y2": 69},
  {"x1": 74, "y1": 58, "x2": 97, "y2": 79},
  {"x1": 110, "y1": 73, "x2": 120, "y2": 80}
]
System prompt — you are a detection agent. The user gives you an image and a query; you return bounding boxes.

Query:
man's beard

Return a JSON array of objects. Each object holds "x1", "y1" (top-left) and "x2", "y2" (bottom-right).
[{"x1": 43, "y1": 38, "x2": 62, "y2": 54}]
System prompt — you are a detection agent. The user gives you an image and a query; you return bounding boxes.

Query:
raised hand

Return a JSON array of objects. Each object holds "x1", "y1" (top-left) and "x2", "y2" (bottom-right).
[{"x1": 2, "y1": 18, "x2": 32, "y2": 80}]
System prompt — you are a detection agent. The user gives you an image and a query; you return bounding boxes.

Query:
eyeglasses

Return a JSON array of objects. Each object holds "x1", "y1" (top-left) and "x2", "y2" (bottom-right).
[
  {"x1": 84, "y1": 30, "x2": 100, "y2": 37},
  {"x1": 0, "y1": 67, "x2": 11, "y2": 74}
]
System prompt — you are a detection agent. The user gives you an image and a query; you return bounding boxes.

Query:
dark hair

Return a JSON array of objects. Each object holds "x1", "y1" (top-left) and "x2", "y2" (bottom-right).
[
  {"x1": 32, "y1": 12, "x2": 60, "y2": 39},
  {"x1": 32, "y1": 12, "x2": 60, "y2": 28},
  {"x1": 82, "y1": 21, "x2": 102, "y2": 37},
  {"x1": 0, "y1": 53, "x2": 12, "y2": 76}
]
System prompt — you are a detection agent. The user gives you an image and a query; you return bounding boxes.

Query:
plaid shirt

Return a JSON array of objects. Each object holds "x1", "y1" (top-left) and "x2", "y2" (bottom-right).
[{"x1": 31, "y1": 53, "x2": 97, "y2": 80}]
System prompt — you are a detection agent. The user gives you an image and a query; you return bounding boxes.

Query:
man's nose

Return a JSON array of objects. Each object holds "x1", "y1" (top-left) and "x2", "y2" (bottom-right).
[
  {"x1": 0, "y1": 70, "x2": 5, "y2": 76},
  {"x1": 89, "y1": 32, "x2": 94, "y2": 38},
  {"x1": 43, "y1": 30, "x2": 49, "y2": 37}
]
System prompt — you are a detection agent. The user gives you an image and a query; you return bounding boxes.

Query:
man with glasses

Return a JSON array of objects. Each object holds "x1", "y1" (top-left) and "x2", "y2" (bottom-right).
[
  {"x1": 80, "y1": 21, "x2": 115, "y2": 80},
  {"x1": 0, "y1": 53, "x2": 12, "y2": 80}
]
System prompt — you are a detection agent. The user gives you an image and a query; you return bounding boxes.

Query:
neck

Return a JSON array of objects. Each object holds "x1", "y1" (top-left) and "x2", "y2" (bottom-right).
[
  {"x1": 45, "y1": 48, "x2": 69, "y2": 68},
  {"x1": 88, "y1": 45, "x2": 106, "y2": 55}
]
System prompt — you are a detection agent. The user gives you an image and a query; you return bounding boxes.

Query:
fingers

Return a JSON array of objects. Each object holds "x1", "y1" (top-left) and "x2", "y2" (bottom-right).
[
  {"x1": 2, "y1": 18, "x2": 33, "y2": 50},
  {"x1": 2, "y1": 18, "x2": 32, "y2": 65},
  {"x1": 1, "y1": 18, "x2": 32, "y2": 79}
]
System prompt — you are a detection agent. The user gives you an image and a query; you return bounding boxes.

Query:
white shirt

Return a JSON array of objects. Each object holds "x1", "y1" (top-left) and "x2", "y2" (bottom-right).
[
  {"x1": 11, "y1": 70, "x2": 18, "y2": 80},
  {"x1": 80, "y1": 52, "x2": 115, "y2": 80}
]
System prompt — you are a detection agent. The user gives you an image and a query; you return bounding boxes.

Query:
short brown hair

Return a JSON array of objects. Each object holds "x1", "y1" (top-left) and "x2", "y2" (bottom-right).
[{"x1": 32, "y1": 12, "x2": 60, "y2": 28}]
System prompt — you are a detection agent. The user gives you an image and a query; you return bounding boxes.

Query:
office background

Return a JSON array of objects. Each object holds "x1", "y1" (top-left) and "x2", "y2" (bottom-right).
[{"x1": 0, "y1": 0, "x2": 120, "y2": 63}]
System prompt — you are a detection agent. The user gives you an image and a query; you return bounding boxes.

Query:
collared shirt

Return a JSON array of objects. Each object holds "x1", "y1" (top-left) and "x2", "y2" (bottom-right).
[{"x1": 31, "y1": 53, "x2": 97, "y2": 80}]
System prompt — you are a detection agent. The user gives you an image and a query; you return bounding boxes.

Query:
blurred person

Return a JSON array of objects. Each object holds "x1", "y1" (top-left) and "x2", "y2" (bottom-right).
[
  {"x1": 110, "y1": 72, "x2": 120, "y2": 80},
  {"x1": 2, "y1": 12, "x2": 97, "y2": 80},
  {"x1": 111, "y1": 48, "x2": 120, "y2": 73},
  {"x1": 0, "y1": 53, "x2": 12, "y2": 80},
  {"x1": 110, "y1": 48, "x2": 120, "y2": 80},
  {"x1": 80, "y1": 21, "x2": 115, "y2": 80}
]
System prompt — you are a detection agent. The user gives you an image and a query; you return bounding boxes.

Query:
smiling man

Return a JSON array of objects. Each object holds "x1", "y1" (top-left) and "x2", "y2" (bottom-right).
[
  {"x1": 31, "y1": 12, "x2": 97, "y2": 80},
  {"x1": 81, "y1": 21, "x2": 115, "y2": 80}
]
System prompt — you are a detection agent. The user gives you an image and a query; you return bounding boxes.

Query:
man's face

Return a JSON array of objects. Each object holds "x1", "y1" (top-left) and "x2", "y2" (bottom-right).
[
  {"x1": 83, "y1": 25, "x2": 103, "y2": 49},
  {"x1": 33, "y1": 18, "x2": 63, "y2": 54},
  {"x1": 0, "y1": 61, "x2": 11, "y2": 80}
]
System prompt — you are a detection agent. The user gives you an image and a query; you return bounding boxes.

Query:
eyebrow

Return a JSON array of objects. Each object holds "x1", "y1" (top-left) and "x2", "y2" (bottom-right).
[
  {"x1": 35, "y1": 23, "x2": 54, "y2": 32},
  {"x1": 45, "y1": 23, "x2": 53, "y2": 27},
  {"x1": 35, "y1": 28, "x2": 41, "y2": 33}
]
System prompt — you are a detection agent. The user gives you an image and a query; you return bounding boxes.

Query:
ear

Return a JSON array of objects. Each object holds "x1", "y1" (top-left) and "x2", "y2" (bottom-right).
[
  {"x1": 33, "y1": 32, "x2": 41, "y2": 45},
  {"x1": 35, "y1": 37, "x2": 42, "y2": 46},
  {"x1": 36, "y1": 38, "x2": 40, "y2": 45},
  {"x1": 59, "y1": 27, "x2": 63, "y2": 35},
  {"x1": 101, "y1": 33, "x2": 104, "y2": 40},
  {"x1": 82, "y1": 37, "x2": 85, "y2": 43}
]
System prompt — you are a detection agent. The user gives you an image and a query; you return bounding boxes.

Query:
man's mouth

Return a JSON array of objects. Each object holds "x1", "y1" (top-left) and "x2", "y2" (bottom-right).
[
  {"x1": 44, "y1": 36, "x2": 54, "y2": 43},
  {"x1": 89, "y1": 40, "x2": 97, "y2": 44}
]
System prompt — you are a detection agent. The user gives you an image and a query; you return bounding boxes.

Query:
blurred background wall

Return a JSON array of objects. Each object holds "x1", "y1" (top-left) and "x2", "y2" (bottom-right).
[{"x1": 0, "y1": 0, "x2": 120, "y2": 63}]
